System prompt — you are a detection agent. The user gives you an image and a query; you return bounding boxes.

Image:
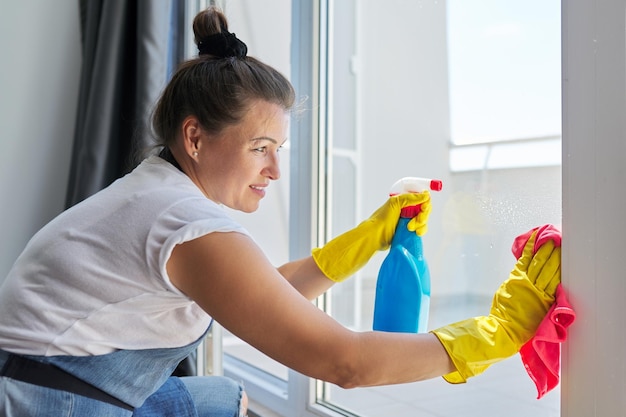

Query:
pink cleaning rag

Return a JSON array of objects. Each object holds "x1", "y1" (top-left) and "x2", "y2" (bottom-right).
[{"x1": 511, "y1": 225, "x2": 576, "y2": 399}]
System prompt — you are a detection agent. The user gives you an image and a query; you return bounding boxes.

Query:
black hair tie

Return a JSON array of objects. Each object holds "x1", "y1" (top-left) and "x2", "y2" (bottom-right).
[{"x1": 198, "y1": 30, "x2": 248, "y2": 58}]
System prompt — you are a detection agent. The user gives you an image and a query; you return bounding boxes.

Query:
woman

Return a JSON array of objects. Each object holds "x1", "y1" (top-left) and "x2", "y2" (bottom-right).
[{"x1": 0, "y1": 6, "x2": 561, "y2": 417}]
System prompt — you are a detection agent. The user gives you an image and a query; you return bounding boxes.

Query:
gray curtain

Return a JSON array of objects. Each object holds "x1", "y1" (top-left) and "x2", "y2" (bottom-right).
[{"x1": 66, "y1": 0, "x2": 185, "y2": 207}]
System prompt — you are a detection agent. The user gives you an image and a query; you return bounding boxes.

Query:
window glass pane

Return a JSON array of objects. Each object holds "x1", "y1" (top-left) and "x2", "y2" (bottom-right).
[
  {"x1": 447, "y1": 0, "x2": 561, "y2": 144},
  {"x1": 318, "y1": 1, "x2": 562, "y2": 416},
  {"x1": 329, "y1": 155, "x2": 358, "y2": 326}
]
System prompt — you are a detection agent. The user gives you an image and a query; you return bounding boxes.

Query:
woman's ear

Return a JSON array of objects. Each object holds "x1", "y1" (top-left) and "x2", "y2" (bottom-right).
[{"x1": 181, "y1": 116, "x2": 202, "y2": 158}]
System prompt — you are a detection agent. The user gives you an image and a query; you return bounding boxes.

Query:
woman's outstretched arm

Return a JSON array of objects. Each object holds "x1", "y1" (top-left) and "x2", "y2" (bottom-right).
[{"x1": 167, "y1": 231, "x2": 455, "y2": 388}]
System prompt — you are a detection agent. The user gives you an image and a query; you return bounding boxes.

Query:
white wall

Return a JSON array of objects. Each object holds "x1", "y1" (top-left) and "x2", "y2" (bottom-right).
[{"x1": 0, "y1": 1, "x2": 81, "y2": 282}]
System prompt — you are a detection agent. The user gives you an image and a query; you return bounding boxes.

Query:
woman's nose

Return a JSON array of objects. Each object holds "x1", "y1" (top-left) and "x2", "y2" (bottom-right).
[{"x1": 263, "y1": 152, "x2": 281, "y2": 180}]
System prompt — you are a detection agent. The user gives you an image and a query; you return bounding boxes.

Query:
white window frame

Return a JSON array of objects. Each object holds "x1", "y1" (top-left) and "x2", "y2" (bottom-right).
[{"x1": 560, "y1": 1, "x2": 626, "y2": 415}]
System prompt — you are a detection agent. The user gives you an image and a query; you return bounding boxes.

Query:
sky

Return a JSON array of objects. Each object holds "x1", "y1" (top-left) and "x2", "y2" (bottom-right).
[{"x1": 446, "y1": 0, "x2": 562, "y2": 144}]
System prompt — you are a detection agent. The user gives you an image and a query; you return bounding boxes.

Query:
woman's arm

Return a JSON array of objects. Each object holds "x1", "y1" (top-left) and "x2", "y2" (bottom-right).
[
  {"x1": 167, "y1": 231, "x2": 455, "y2": 388},
  {"x1": 277, "y1": 256, "x2": 334, "y2": 301}
]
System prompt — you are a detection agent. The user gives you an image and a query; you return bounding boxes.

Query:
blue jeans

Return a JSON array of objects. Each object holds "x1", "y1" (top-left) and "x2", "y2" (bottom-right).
[{"x1": 134, "y1": 376, "x2": 246, "y2": 417}]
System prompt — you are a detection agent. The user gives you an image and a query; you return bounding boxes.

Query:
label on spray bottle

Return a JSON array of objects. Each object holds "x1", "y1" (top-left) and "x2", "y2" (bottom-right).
[{"x1": 372, "y1": 177, "x2": 442, "y2": 333}]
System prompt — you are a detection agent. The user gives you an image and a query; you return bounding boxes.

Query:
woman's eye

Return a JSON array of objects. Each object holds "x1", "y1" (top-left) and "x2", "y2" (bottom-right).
[{"x1": 253, "y1": 145, "x2": 282, "y2": 154}]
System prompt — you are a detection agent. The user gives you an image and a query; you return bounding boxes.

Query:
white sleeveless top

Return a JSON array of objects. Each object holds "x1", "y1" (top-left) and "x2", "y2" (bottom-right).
[{"x1": 0, "y1": 156, "x2": 250, "y2": 356}]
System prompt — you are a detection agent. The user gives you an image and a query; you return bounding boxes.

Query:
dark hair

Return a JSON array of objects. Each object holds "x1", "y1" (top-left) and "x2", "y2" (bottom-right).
[{"x1": 152, "y1": 6, "x2": 296, "y2": 147}]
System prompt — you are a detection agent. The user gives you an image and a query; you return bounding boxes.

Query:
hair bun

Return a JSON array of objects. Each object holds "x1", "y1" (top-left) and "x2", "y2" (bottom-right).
[{"x1": 198, "y1": 31, "x2": 248, "y2": 58}]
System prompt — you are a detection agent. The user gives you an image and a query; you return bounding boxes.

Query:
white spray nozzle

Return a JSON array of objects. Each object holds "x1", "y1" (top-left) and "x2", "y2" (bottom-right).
[{"x1": 389, "y1": 177, "x2": 443, "y2": 196}]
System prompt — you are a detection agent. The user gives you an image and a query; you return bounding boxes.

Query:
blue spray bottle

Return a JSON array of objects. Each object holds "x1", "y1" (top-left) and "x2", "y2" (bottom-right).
[{"x1": 373, "y1": 177, "x2": 442, "y2": 333}]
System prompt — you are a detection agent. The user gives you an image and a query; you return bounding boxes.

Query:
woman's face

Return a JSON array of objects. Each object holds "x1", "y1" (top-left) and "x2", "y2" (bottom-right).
[{"x1": 195, "y1": 100, "x2": 289, "y2": 213}]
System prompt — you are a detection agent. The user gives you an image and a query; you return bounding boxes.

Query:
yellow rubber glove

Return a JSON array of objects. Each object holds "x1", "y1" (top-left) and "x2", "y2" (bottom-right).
[
  {"x1": 407, "y1": 198, "x2": 432, "y2": 236},
  {"x1": 431, "y1": 231, "x2": 561, "y2": 383},
  {"x1": 312, "y1": 192, "x2": 431, "y2": 282}
]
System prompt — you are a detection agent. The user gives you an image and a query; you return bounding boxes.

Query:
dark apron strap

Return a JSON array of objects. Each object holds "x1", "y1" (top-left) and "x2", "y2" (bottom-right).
[
  {"x1": 1, "y1": 353, "x2": 134, "y2": 411},
  {"x1": 158, "y1": 146, "x2": 184, "y2": 172}
]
